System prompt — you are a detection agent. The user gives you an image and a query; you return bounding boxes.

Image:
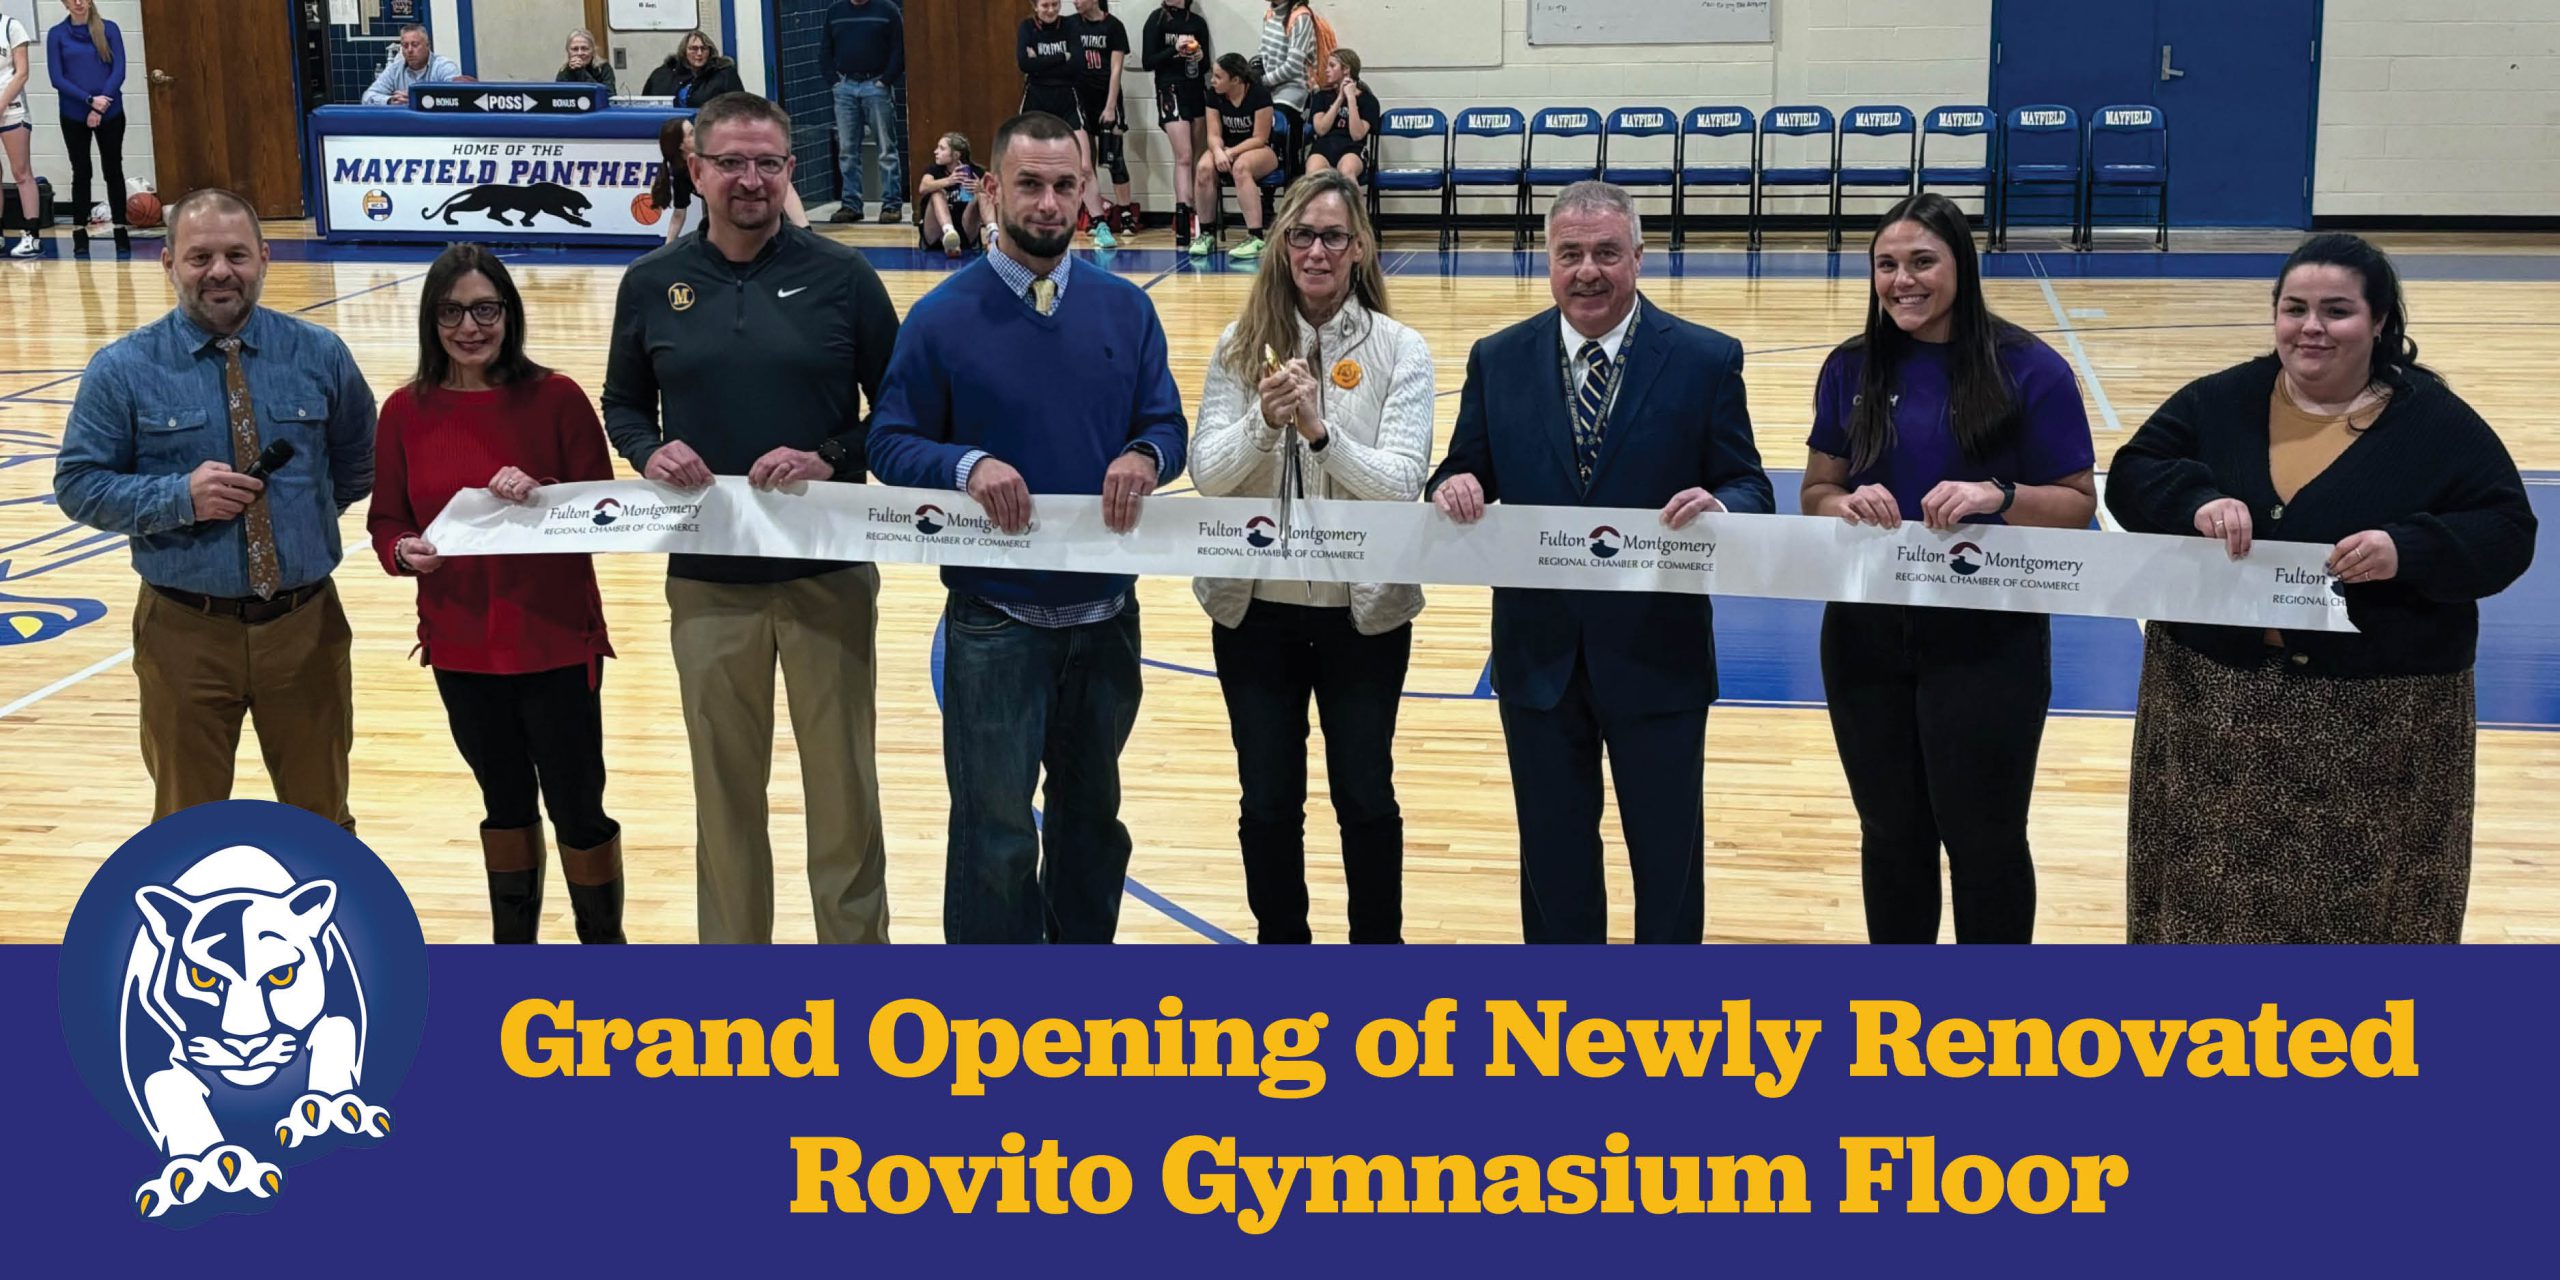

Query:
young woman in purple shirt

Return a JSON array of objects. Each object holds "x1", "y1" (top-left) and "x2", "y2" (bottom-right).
[{"x1": 1801, "y1": 192, "x2": 2097, "y2": 944}]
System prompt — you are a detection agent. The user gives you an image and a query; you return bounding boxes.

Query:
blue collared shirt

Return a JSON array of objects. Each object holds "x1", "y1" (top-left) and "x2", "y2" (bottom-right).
[
  {"x1": 361, "y1": 53, "x2": 462, "y2": 104},
  {"x1": 54, "y1": 307, "x2": 378, "y2": 597}
]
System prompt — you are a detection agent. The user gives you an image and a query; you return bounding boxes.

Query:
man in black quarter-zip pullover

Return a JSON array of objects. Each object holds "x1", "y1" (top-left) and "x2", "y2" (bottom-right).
[{"x1": 602, "y1": 93, "x2": 901, "y2": 946}]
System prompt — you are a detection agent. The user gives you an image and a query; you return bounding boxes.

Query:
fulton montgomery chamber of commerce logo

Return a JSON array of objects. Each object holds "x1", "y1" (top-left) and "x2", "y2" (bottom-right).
[
  {"x1": 1534, "y1": 523, "x2": 1714, "y2": 572},
  {"x1": 1193, "y1": 516, "x2": 1372, "y2": 561},
  {"x1": 55, "y1": 801, "x2": 428, "y2": 1225},
  {"x1": 864, "y1": 503, "x2": 1033, "y2": 545},
  {"x1": 547, "y1": 495, "x2": 704, "y2": 535},
  {"x1": 1894, "y1": 533, "x2": 2086, "y2": 593}
]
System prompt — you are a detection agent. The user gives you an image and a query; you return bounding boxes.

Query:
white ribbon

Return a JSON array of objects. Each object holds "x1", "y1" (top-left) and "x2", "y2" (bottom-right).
[{"x1": 424, "y1": 479, "x2": 2355, "y2": 633}]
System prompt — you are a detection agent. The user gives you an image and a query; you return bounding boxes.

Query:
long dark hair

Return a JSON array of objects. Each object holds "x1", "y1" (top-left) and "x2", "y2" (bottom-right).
[
  {"x1": 1214, "y1": 51, "x2": 1253, "y2": 91},
  {"x1": 411, "y1": 245, "x2": 547, "y2": 397},
  {"x1": 2272, "y1": 232, "x2": 2428, "y2": 391},
  {"x1": 1841, "y1": 192, "x2": 2024, "y2": 473},
  {"x1": 650, "y1": 117, "x2": 687, "y2": 210}
]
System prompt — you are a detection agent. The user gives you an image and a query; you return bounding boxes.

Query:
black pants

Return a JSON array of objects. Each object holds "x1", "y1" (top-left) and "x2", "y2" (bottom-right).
[
  {"x1": 1820, "y1": 603, "x2": 2048, "y2": 943},
  {"x1": 434, "y1": 664, "x2": 618, "y2": 851},
  {"x1": 61, "y1": 112, "x2": 129, "y2": 228},
  {"x1": 1211, "y1": 603, "x2": 1410, "y2": 943},
  {"x1": 1498, "y1": 655, "x2": 1709, "y2": 944}
]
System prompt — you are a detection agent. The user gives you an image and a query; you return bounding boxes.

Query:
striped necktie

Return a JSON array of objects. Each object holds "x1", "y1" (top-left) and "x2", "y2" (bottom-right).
[{"x1": 1572, "y1": 339, "x2": 1610, "y2": 489}]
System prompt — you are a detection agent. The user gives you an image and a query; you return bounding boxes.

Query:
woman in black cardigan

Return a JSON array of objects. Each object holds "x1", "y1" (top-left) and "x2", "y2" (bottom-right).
[
  {"x1": 2106, "y1": 233, "x2": 2537, "y2": 944},
  {"x1": 641, "y1": 29, "x2": 744, "y2": 106}
]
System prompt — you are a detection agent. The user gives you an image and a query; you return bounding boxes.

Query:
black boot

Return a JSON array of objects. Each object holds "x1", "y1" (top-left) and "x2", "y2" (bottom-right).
[
  {"x1": 114, "y1": 225, "x2": 130, "y2": 254},
  {"x1": 561, "y1": 833, "x2": 627, "y2": 945},
  {"x1": 480, "y1": 824, "x2": 546, "y2": 944},
  {"x1": 72, "y1": 228, "x2": 89, "y2": 257}
]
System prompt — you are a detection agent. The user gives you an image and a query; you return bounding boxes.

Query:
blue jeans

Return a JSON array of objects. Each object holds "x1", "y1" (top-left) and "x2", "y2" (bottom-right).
[
  {"x1": 831, "y1": 78, "x2": 902, "y2": 208},
  {"x1": 940, "y1": 591, "x2": 1143, "y2": 943}
]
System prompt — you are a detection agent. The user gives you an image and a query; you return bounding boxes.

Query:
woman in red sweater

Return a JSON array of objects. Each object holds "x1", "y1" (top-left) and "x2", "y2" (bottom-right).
[{"x1": 366, "y1": 245, "x2": 623, "y2": 945}]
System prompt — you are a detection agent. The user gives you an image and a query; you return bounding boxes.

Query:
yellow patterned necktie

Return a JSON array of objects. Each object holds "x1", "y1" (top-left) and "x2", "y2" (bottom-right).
[
  {"x1": 1029, "y1": 277, "x2": 1057, "y2": 316},
  {"x1": 215, "y1": 336, "x2": 281, "y2": 600}
]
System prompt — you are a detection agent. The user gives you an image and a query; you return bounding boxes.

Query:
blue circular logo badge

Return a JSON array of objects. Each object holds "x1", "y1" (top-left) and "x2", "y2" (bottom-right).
[
  {"x1": 55, "y1": 801, "x2": 428, "y2": 1224},
  {"x1": 362, "y1": 189, "x2": 394, "y2": 222}
]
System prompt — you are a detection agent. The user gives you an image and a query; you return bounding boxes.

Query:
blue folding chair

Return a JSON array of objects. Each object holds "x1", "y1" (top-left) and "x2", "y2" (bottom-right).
[
  {"x1": 1832, "y1": 104, "x2": 1916, "y2": 250},
  {"x1": 2083, "y1": 103, "x2": 2169, "y2": 251},
  {"x1": 1756, "y1": 105, "x2": 1836, "y2": 248},
  {"x1": 1995, "y1": 104, "x2": 2082, "y2": 249},
  {"x1": 1212, "y1": 108, "x2": 1296, "y2": 249},
  {"x1": 1369, "y1": 107, "x2": 1452, "y2": 249},
  {"x1": 1524, "y1": 106, "x2": 1604, "y2": 244},
  {"x1": 1672, "y1": 106, "x2": 1756, "y2": 250},
  {"x1": 1449, "y1": 106, "x2": 1529, "y2": 250},
  {"x1": 1599, "y1": 106, "x2": 1679, "y2": 240},
  {"x1": 1919, "y1": 105, "x2": 1998, "y2": 224}
]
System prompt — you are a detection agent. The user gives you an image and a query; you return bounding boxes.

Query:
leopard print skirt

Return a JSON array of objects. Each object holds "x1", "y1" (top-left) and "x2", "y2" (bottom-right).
[{"x1": 2126, "y1": 625, "x2": 2475, "y2": 944}]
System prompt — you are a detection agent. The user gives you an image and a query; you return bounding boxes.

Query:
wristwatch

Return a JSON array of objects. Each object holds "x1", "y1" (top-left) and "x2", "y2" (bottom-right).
[
  {"x1": 1993, "y1": 478, "x2": 2016, "y2": 515},
  {"x1": 816, "y1": 437, "x2": 854, "y2": 480}
]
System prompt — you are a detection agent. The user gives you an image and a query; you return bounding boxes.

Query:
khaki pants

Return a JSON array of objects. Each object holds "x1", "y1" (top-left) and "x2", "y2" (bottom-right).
[
  {"x1": 668, "y1": 565, "x2": 889, "y2": 943},
  {"x1": 133, "y1": 580, "x2": 356, "y2": 830}
]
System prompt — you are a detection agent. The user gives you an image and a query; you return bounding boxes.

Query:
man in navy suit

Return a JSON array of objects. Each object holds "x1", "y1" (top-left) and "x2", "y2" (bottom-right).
[{"x1": 1427, "y1": 181, "x2": 1772, "y2": 944}]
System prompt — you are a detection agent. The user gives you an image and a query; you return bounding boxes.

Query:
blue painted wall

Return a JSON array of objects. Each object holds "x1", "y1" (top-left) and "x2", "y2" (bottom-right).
[{"x1": 1991, "y1": 0, "x2": 2323, "y2": 228}]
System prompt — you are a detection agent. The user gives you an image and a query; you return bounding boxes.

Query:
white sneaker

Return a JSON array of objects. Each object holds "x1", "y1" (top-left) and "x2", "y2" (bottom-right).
[{"x1": 7, "y1": 235, "x2": 37, "y2": 258}]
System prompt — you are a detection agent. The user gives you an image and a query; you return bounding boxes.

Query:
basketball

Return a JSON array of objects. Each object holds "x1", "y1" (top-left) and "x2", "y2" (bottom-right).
[
  {"x1": 631, "y1": 192, "x2": 661, "y2": 226},
  {"x1": 126, "y1": 192, "x2": 162, "y2": 229}
]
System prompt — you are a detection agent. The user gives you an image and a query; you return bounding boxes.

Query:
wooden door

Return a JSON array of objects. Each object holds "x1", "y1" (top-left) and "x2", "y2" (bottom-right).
[
  {"x1": 905, "y1": 0, "x2": 1029, "y2": 180},
  {"x1": 139, "y1": 0, "x2": 306, "y2": 217}
]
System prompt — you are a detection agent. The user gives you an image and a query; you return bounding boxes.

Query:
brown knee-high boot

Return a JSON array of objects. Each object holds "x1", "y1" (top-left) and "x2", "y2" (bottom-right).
[
  {"x1": 481, "y1": 825, "x2": 547, "y2": 944},
  {"x1": 561, "y1": 834, "x2": 626, "y2": 945}
]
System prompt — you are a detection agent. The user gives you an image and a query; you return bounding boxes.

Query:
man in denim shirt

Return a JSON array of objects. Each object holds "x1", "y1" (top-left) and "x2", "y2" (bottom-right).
[{"x1": 54, "y1": 189, "x2": 377, "y2": 830}]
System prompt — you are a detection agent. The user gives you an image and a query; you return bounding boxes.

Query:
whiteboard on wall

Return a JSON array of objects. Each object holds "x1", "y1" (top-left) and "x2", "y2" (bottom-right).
[
  {"x1": 1528, "y1": 0, "x2": 1774, "y2": 46},
  {"x1": 1196, "y1": 0, "x2": 1501, "y2": 71},
  {"x1": 608, "y1": 0, "x2": 696, "y2": 33}
]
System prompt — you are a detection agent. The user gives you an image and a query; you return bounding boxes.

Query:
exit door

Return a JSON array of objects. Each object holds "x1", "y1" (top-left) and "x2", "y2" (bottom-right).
[{"x1": 1991, "y1": 0, "x2": 2322, "y2": 227}]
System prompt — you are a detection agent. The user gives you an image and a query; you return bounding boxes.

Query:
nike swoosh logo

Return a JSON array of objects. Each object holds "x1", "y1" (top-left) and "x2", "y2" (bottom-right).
[{"x1": 778, "y1": 286, "x2": 809, "y2": 298}]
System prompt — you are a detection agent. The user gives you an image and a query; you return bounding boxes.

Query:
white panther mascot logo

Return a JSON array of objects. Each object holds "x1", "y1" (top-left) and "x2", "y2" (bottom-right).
[{"x1": 120, "y1": 845, "x2": 392, "y2": 1218}]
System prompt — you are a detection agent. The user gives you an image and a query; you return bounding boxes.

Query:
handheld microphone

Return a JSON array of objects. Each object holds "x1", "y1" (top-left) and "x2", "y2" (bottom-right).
[{"x1": 243, "y1": 440, "x2": 295, "y2": 482}]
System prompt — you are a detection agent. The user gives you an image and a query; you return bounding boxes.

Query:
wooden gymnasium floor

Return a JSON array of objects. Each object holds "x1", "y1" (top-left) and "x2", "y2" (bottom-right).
[{"x1": 2, "y1": 221, "x2": 2555, "y2": 945}]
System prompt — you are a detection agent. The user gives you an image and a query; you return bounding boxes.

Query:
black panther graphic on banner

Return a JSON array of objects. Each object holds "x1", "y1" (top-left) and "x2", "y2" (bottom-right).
[{"x1": 425, "y1": 182, "x2": 596, "y2": 228}]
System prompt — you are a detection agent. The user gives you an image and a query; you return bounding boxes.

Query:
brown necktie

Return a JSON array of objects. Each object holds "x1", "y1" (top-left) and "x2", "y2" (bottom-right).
[{"x1": 216, "y1": 336, "x2": 281, "y2": 600}]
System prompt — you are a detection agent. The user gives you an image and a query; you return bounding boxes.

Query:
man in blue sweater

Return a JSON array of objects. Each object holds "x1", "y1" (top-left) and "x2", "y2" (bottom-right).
[
  {"x1": 869, "y1": 110, "x2": 1188, "y2": 944},
  {"x1": 821, "y1": 0, "x2": 905, "y2": 223}
]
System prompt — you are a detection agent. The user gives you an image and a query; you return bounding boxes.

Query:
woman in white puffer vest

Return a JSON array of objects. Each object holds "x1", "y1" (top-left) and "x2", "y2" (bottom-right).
[{"x1": 1192, "y1": 168, "x2": 1436, "y2": 945}]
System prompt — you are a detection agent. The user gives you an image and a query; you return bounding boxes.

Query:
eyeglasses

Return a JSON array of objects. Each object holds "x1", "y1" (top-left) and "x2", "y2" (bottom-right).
[
  {"x1": 435, "y1": 301, "x2": 506, "y2": 328},
  {"x1": 701, "y1": 152, "x2": 789, "y2": 178},
  {"x1": 1283, "y1": 227, "x2": 1354, "y2": 252}
]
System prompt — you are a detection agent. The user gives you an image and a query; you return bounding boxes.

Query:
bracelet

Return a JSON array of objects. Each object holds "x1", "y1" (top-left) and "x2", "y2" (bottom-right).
[{"x1": 1994, "y1": 478, "x2": 2017, "y2": 515}]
